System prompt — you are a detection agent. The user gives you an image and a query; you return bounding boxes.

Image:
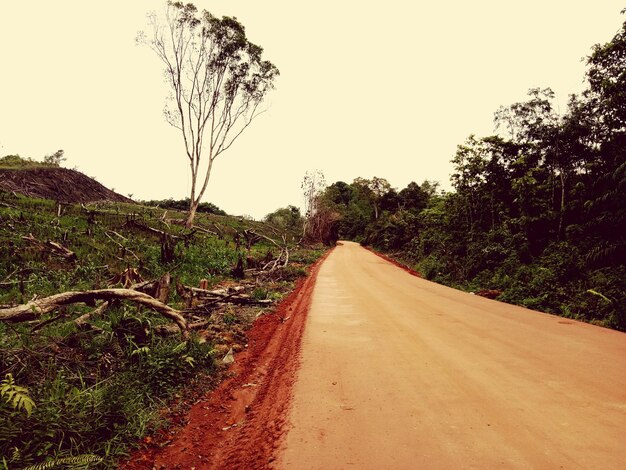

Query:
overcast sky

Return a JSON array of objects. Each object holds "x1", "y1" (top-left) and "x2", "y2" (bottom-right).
[{"x1": 1, "y1": 2, "x2": 624, "y2": 218}]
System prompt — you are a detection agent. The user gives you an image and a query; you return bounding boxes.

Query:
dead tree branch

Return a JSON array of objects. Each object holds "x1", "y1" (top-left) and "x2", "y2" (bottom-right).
[
  {"x1": 0, "y1": 289, "x2": 188, "y2": 338},
  {"x1": 191, "y1": 225, "x2": 218, "y2": 236},
  {"x1": 73, "y1": 301, "x2": 110, "y2": 331},
  {"x1": 177, "y1": 283, "x2": 272, "y2": 310},
  {"x1": 124, "y1": 219, "x2": 181, "y2": 240},
  {"x1": 154, "y1": 319, "x2": 209, "y2": 336},
  {"x1": 22, "y1": 233, "x2": 77, "y2": 261},
  {"x1": 105, "y1": 231, "x2": 140, "y2": 261}
]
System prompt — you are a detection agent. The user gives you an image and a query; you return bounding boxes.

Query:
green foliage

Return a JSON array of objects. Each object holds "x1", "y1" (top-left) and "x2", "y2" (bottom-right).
[
  {"x1": 0, "y1": 325, "x2": 216, "y2": 467},
  {"x1": 251, "y1": 287, "x2": 282, "y2": 302},
  {"x1": 0, "y1": 154, "x2": 62, "y2": 169},
  {"x1": 141, "y1": 197, "x2": 226, "y2": 215},
  {"x1": 23, "y1": 454, "x2": 102, "y2": 470},
  {"x1": 264, "y1": 205, "x2": 302, "y2": 231},
  {"x1": 130, "y1": 338, "x2": 215, "y2": 395},
  {"x1": 1, "y1": 373, "x2": 36, "y2": 416},
  {"x1": 0, "y1": 191, "x2": 322, "y2": 467},
  {"x1": 0, "y1": 154, "x2": 33, "y2": 167},
  {"x1": 319, "y1": 10, "x2": 626, "y2": 331},
  {"x1": 586, "y1": 289, "x2": 611, "y2": 304},
  {"x1": 42, "y1": 150, "x2": 65, "y2": 167},
  {"x1": 174, "y1": 237, "x2": 238, "y2": 285}
]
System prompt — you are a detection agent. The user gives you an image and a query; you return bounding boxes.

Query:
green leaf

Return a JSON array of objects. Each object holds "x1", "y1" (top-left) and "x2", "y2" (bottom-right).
[{"x1": 586, "y1": 289, "x2": 612, "y2": 303}]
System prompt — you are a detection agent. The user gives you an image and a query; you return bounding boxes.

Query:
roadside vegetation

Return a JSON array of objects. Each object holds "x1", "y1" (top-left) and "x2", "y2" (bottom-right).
[
  {"x1": 0, "y1": 189, "x2": 323, "y2": 468},
  {"x1": 307, "y1": 15, "x2": 626, "y2": 330}
]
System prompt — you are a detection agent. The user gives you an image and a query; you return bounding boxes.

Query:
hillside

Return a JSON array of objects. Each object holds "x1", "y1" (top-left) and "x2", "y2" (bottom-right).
[
  {"x1": 0, "y1": 167, "x2": 133, "y2": 204},
  {"x1": 0, "y1": 189, "x2": 321, "y2": 469}
]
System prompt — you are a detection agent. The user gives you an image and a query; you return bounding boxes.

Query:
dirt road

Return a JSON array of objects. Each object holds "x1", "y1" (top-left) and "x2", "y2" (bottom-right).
[{"x1": 276, "y1": 241, "x2": 626, "y2": 469}]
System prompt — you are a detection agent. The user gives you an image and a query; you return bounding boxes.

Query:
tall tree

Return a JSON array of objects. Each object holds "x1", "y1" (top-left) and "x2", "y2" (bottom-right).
[
  {"x1": 301, "y1": 170, "x2": 339, "y2": 244},
  {"x1": 140, "y1": 1, "x2": 279, "y2": 227},
  {"x1": 353, "y1": 177, "x2": 391, "y2": 219},
  {"x1": 582, "y1": 12, "x2": 626, "y2": 266}
]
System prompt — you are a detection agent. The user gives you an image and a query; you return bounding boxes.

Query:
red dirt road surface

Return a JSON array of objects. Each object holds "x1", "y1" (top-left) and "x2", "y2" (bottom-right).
[
  {"x1": 275, "y1": 241, "x2": 626, "y2": 469},
  {"x1": 123, "y1": 252, "x2": 329, "y2": 469}
]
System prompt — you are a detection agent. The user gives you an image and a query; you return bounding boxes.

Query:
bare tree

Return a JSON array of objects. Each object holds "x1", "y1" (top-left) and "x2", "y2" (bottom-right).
[
  {"x1": 301, "y1": 170, "x2": 326, "y2": 240},
  {"x1": 301, "y1": 170, "x2": 339, "y2": 244},
  {"x1": 139, "y1": 1, "x2": 279, "y2": 227}
]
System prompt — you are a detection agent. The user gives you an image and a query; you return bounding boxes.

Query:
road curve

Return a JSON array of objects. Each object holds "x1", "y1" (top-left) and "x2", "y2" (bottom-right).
[{"x1": 276, "y1": 241, "x2": 626, "y2": 469}]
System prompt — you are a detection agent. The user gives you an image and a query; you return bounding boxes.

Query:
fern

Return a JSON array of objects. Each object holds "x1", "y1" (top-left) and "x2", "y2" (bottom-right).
[
  {"x1": 0, "y1": 374, "x2": 36, "y2": 417},
  {"x1": 111, "y1": 338, "x2": 124, "y2": 358},
  {"x1": 22, "y1": 454, "x2": 102, "y2": 470},
  {"x1": 183, "y1": 355, "x2": 196, "y2": 367},
  {"x1": 130, "y1": 346, "x2": 150, "y2": 356}
]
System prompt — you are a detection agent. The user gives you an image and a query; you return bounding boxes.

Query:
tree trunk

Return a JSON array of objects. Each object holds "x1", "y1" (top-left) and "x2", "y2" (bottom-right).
[
  {"x1": 185, "y1": 201, "x2": 198, "y2": 228},
  {"x1": 186, "y1": 158, "x2": 213, "y2": 228},
  {"x1": 557, "y1": 172, "x2": 567, "y2": 240}
]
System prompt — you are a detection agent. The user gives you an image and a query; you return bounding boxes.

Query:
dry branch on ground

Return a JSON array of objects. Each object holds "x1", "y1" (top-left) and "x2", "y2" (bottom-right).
[
  {"x1": 0, "y1": 288, "x2": 188, "y2": 338},
  {"x1": 22, "y1": 233, "x2": 77, "y2": 261},
  {"x1": 177, "y1": 283, "x2": 273, "y2": 311}
]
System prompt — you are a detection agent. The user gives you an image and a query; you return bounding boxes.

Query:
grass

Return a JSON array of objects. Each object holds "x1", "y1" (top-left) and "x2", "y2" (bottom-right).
[
  {"x1": 0, "y1": 155, "x2": 61, "y2": 170},
  {"x1": 0, "y1": 190, "x2": 324, "y2": 468}
]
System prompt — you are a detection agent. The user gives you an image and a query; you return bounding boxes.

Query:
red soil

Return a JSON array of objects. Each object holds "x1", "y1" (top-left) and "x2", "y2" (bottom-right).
[{"x1": 121, "y1": 250, "x2": 330, "y2": 470}]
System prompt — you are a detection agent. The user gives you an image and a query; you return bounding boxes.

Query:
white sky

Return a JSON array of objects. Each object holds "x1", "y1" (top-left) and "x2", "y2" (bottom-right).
[{"x1": 1, "y1": 1, "x2": 624, "y2": 219}]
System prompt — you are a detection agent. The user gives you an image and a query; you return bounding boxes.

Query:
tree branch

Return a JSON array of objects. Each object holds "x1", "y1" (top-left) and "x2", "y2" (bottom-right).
[{"x1": 0, "y1": 289, "x2": 188, "y2": 338}]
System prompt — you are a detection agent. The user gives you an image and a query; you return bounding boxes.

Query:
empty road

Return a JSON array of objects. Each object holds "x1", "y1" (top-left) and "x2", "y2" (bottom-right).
[{"x1": 276, "y1": 241, "x2": 626, "y2": 469}]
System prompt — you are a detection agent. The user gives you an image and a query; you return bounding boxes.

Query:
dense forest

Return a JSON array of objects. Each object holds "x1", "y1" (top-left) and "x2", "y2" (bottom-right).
[{"x1": 309, "y1": 14, "x2": 626, "y2": 330}]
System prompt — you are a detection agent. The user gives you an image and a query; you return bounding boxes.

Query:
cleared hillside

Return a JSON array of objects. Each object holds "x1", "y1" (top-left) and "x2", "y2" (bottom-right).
[{"x1": 0, "y1": 167, "x2": 133, "y2": 204}]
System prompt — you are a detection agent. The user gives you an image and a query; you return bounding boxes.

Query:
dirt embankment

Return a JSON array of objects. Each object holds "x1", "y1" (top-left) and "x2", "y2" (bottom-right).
[
  {"x1": 122, "y1": 250, "x2": 330, "y2": 469},
  {"x1": 0, "y1": 167, "x2": 133, "y2": 204}
]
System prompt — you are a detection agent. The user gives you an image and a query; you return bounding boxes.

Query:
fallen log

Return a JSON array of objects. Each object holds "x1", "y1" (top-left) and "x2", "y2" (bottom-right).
[
  {"x1": 187, "y1": 285, "x2": 246, "y2": 297},
  {"x1": 154, "y1": 319, "x2": 209, "y2": 336},
  {"x1": 246, "y1": 229, "x2": 280, "y2": 248},
  {"x1": 22, "y1": 233, "x2": 77, "y2": 261},
  {"x1": 191, "y1": 225, "x2": 218, "y2": 236},
  {"x1": 178, "y1": 284, "x2": 272, "y2": 308},
  {"x1": 203, "y1": 297, "x2": 272, "y2": 307},
  {"x1": 0, "y1": 289, "x2": 188, "y2": 338},
  {"x1": 124, "y1": 219, "x2": 181, "y2": 240},
  {"x1": 73, "y1": 301, "x2": 110, "y2": 331}
]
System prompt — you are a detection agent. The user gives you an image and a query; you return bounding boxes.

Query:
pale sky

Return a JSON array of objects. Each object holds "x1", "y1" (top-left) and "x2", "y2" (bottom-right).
[{"x1": 1, "y1": 2, "x2": 624, "y2": 219}]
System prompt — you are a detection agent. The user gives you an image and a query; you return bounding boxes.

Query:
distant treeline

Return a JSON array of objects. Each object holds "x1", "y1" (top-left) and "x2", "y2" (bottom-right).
[
  {"x1": 312, "y1": 14, "x2": 626, "y2": 330},
  {"x1": 141, "y1": 198, "x2": 227, "y2": 216},
  {"x1": 1, "y1": 151, "x2": 65, "y2": 168}
]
